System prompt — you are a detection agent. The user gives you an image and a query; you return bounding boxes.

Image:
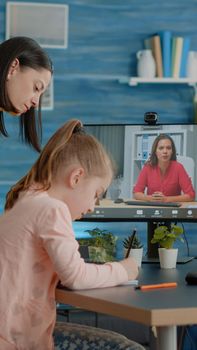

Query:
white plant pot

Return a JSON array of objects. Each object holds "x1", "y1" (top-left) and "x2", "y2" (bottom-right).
[
  {"x1": 158, "y1": 248, "x2": 178, "y2": 269},
  {"x1": 124, "y1": 247, "x2": 143, "y2": 267}
]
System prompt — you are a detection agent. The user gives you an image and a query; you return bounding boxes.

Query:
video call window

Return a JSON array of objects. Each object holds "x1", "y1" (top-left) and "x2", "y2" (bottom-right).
[{"x1": 86, "y1": 123, "x2": 196, "y2": 200}]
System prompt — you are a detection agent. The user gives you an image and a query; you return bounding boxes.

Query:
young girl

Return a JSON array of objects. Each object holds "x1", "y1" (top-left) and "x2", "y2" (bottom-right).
[
  {"x1": 0, "y1": 36, "x2": 53, "y2": 152},
  {"x1": 0, "y1": 119, "x2": 138, "y2": 349}
]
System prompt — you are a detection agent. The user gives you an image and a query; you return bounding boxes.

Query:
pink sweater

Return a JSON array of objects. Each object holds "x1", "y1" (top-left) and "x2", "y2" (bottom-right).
[{"x1": 0, "y1": 191, "x2": 128, "y2": 349}]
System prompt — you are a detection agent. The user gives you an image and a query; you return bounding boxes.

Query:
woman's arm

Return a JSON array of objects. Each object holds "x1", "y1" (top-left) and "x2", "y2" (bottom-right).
[
  {"x1": 161, "y1": 193, "x2": 193, "y2": 203},
  {"x1": 133, "y1": 165, "x2": 148, "y2": 198},
  {"x1": 134, "y1": 191, "x2": 193, "y2": 202},
  {"x1": 133, "y1": 192, "x2": 158, "y2": 201}
]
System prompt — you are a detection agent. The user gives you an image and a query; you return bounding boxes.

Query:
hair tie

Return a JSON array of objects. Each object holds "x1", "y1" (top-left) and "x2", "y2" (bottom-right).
[{"x1": 73, "y1": 124, "x2": 85, "y2": 134}]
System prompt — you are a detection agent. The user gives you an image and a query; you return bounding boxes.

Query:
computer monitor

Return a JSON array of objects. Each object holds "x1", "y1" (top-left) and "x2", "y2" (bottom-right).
[{"x1": 84, "y1": 122, "x2": 197, "y2": 262}]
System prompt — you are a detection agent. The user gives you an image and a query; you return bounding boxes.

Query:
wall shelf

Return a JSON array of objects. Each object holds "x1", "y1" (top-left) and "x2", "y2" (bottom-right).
[{"x1": 119, "y1": 77, "x2": 197, "y2": 87}]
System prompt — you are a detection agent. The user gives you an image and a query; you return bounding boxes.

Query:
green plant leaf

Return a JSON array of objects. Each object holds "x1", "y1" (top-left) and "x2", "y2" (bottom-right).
[
  {"x1": 151, "y1": 224, "x2": 184, "y2": 249},
  {"x1": 78, "y1": 227, "x2": 117, "y2": 262}
]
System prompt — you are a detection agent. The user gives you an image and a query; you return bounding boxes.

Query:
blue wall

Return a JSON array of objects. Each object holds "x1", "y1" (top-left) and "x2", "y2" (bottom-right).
[{"x1": 0, "y1": 0, "x2": 197, "y2": 256}]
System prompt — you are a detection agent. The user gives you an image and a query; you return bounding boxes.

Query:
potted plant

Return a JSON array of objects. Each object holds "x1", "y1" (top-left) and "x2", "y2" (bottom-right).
[
  {"x1": 123, "y1": 229, "x2": 143, "y2": 267},
  {"x1": 78, "y1": 227, "x2": 117, "y2": 263},
  {"x1": 151, "y1": 223, "x2": 184, "y2": 269}
]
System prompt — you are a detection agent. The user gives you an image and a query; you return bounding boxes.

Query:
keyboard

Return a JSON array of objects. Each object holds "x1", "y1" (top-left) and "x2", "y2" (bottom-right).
[{"x1": 124, "y1": 200, "x2": 181, "y2": 208}]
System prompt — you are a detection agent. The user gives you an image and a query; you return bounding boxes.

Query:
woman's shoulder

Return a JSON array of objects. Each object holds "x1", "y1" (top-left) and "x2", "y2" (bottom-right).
[
  {"x1": 171, "y1": 160, "x2": 184, "y2": 169},
  {"x1": 143, "y1": 162, "x2": 157, "y2": 171},
  {"x1": 170, "y1": 160, "x2": 188, "y2": 174}
]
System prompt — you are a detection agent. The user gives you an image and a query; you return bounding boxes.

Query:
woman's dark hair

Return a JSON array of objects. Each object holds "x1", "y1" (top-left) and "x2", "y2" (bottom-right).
[
  {"x1": 148, "y1": 133, "x2": 177, "y2": 166},
  {"x1": 0, "y1": 36, "x2": 53, "y2": 152}
]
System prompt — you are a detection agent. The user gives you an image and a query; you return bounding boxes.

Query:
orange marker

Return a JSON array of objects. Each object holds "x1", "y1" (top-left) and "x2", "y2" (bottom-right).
[{"x1": 135, "y1": 282, "x2": 177, "y2": 291}]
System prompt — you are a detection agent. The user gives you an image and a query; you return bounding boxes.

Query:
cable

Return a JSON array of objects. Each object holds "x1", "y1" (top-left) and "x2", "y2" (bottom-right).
[
  {"x1": 177, "y1": 326, "x2": 186, "y2": 350},
  {"x1": 178, "y1": 325, "x2": 197, "y2": 350},
  {"x1": 185, "y1": 326, "x2": 197, "y2": 349},
  {"x1": 180, "y1": 222, "x2": 190, "y2": 256}
]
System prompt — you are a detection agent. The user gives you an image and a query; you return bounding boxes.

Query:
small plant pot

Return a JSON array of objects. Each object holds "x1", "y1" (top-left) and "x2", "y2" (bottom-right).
[
  {"x1": 158, "y1": 248, "x2": 178, "y2": 269},
  {"x1": 124, "y1": 247, "x2": 143, "y2": 267}
]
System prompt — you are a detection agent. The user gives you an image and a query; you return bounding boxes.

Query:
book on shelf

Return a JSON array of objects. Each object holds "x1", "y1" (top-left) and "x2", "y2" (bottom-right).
[
  {"x1": 179, "y1": 37, "x2": 191, "y2": 77},
  {"x1": 144, "y1": 36, "x2": 153, "y2": 50},
  {"x1": 172, "y1": 36, "x2": 183, "y2": 78},
  {"x1": 171, "y1": 37, "x2": 177, "y2": 77},
  {"x1": 144, "y1": 33, "x2": 165, "y2": 78},
  {"x1": 160, "y1": 30, "x2": 172, "y2": 77},
  {"x1": 143, "y1": 31, "x2": 191, "y2": 79},
  {"x1": 151, "y1": 35, "x2": 163, "y2": 77}
]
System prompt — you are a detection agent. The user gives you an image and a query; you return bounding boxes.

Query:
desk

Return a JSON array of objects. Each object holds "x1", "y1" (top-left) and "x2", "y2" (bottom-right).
[
  {"x1": 82, "y1": 199, "x2": 197, "y2": 259},
  {"x1": 56, "y1": 259, "x2": 197, "y2": 350}
]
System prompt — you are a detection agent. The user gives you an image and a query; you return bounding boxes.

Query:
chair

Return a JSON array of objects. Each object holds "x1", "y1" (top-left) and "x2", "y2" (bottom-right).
[
  {"x1": 177, "y1": 155, "x2": 195, "y2": 185},
  {"x1": 54, "y1": 322, "x2": 146, "y2": 350}
]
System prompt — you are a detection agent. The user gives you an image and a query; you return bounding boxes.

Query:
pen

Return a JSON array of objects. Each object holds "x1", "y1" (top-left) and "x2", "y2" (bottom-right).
[
  {"x1": 124, "y1": 228, "x2": 137, "y2": 259},
  {"x1": 135, "y1": 282, "x2": 177, "y2": 291}
]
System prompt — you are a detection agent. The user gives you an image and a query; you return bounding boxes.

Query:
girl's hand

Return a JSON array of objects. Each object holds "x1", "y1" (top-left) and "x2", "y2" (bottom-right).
[{"x1": 119, "y1": 256, "x2": 139, "y2": 280}]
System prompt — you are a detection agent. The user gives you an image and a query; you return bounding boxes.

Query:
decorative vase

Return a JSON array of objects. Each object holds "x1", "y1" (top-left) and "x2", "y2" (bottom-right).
[
  {"x1": 124, "y1": 247, "x2": 143, "y2": 267},
  {"x1": 136, "y1": 49, "x2": 156, "y2": 78},
  {"x1": 158, "y1": 248, "x2": 178, "y2": 269}
]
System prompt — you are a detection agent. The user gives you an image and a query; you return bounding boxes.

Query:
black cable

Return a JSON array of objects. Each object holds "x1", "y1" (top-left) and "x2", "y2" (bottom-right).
[
  {"x1": 178, "y1": 325, "x2": 197, "y2": 350},
  {"x1": 177, "y1": 326, "x2": 186, "y2": 350},
  {"x1": 184, "y1": 326, "x2": 197, "y2": 349},
  {"x1": 180, "y1": 222, "x2": 190, "y2": 256}
]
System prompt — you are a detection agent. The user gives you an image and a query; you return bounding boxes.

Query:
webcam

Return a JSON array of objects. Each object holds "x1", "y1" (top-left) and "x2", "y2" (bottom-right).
[{"x1": 144, "y1": 112, "x2": 158, "y2": 125}]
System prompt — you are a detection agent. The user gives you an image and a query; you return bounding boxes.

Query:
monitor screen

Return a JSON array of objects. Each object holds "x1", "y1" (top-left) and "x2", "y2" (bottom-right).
[{"x1": 85, "y1": 123, "x2": 197, "y2": 201}]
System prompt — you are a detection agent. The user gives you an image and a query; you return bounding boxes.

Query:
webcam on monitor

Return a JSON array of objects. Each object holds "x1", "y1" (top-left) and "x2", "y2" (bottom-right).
[{"x1": 144, "y1": 112, "x2": 158, "y2": 125}]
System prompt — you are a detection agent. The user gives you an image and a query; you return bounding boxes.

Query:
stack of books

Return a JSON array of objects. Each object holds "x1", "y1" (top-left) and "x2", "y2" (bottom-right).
[{"x1": 144, "y1": 31, "x2": 191, "y2": 78}]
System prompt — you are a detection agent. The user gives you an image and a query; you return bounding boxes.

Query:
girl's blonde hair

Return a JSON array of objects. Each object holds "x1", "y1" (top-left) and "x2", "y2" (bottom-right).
[{"x1": 5, "y1": 119, "x2": 114, "y2": 210}]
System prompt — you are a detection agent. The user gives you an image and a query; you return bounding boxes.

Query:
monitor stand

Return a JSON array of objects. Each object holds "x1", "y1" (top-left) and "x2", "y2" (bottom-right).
[{"x1": 144, "y1": 221, "x2": 194, "y2": 264}]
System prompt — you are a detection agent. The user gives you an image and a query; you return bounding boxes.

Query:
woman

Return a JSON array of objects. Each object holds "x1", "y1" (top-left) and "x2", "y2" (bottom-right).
[
  {"x1": 0, "y1": 36, "x2": 53, "y2": 152},
  {"x1": 133, "y1": 133, "x2": 195, "y2": 202}
]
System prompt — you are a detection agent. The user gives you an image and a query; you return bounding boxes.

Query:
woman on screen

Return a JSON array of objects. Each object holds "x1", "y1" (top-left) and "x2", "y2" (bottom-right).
[{"x1": 133, "y1": 133, "x2": 195, "y2": 202}]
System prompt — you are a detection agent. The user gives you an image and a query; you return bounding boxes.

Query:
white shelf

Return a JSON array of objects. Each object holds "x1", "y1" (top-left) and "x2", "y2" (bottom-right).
[{"x1": 128, "y1": 77, "x2": 197, "y2": 87}]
